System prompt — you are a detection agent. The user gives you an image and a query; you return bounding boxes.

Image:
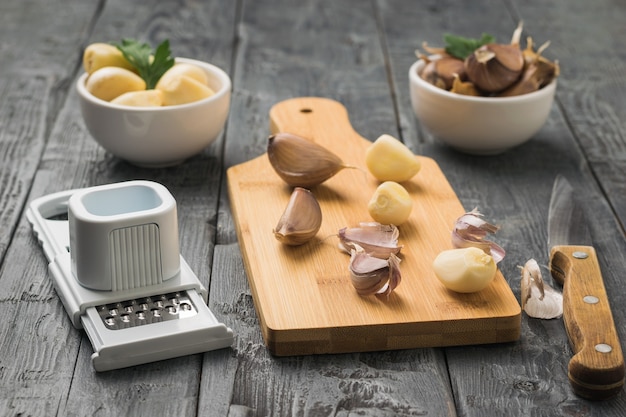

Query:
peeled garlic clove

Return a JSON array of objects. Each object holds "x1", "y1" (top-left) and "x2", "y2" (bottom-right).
[
  {"x1": 267, "y1": 132, "x2": 353, "y2": 188},
  {"x1": 338, "y1": 222, "x2": 403, "y2": 259},
  {"x1": 368, "y1": 181, "x2": 413, "y2": 226},
  {"x1": 365, "y1": 134, "x2": 421, "y2": 182},
  {"x1": 452, "y1": 208, "x2": 505, "y2": 264},
  {"x1": 433, "y1": 247, "x2": 496, "y2": 293},
  {"x1": 520, "y1": 258, "x2": 563, "y2": 319},
  {"x1": 349, "y1": 246, "x2": 401, "y2": 297},
  {"x1": 83, "y1": 43, "x2": 135, "y2": 75},
  {"x1": 157, "y1": 75, "x2": 215, "y2": 106},
  {"x1": 111, "y1": 89, "x2": 163, "y2": 107},
  {"x1": 273, "y1": 187, "x2": 322, "y2": 246},
  {"x1": 156, "y1": 63, "x2": 209, "y2": 90},
  {"x1": 86, "y1": 67, "x2": 146, "y2": 101}
]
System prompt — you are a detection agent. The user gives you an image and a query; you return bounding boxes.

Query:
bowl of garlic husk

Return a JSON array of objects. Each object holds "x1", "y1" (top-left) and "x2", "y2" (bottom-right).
[
  {"x1": 409, "y1": 24, "x2": 558, "y2": 155},
  {"x1": 77, "y1": 39, "x2": 231, "y2": 167}
]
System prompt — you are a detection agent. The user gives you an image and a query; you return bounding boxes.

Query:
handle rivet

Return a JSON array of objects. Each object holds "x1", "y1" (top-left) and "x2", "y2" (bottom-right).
[
  {"x1": 583, "y1": 295, "x2": 599, "y2": 304},
  {"x1": 573, "y1": 251, "x2": 588, "y2": 259},
  {"x1": 595, "y1": 344, "x2": 613, "y2": 353}
]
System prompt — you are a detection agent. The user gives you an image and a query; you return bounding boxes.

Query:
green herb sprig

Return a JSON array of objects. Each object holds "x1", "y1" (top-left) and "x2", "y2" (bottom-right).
[
  {"x1": 113, "y1": 39, "x2": 175, "y2": 89},
  {"x1": 443, "y1": 33, "x2": 495, "y2": 60}
]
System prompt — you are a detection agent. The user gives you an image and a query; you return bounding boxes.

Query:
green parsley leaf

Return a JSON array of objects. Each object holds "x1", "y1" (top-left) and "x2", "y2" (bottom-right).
[
  {"x1": 113, "y1": 39, "x2": 175, "y2": 89},
  {"x1": 443, "y1": 33, "x2": 496, "y2": 60}
]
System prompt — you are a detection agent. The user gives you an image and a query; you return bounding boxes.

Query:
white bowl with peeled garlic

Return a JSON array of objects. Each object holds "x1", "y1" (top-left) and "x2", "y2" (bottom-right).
[
  {"x1": 77, "y1": 41, "x2": 231, "y2": 167},
  {"x1": 409, "y1": 26, "x2": 558, "y2": 155}
]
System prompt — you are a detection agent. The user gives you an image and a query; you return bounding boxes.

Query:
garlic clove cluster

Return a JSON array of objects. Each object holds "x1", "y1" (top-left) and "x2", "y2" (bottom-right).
[
  {"x1": 273, "y1": 187, "x2": 322, "y2": 246},
  {"x1": 267, "y1": 132, "x2": 353, "y2": 188},
  {"x1": 520, "y1": 258, "x2": 563, "y2": 319},
  {"x1": 417, "y1": 22, "x2": 558, "y2": 97}
]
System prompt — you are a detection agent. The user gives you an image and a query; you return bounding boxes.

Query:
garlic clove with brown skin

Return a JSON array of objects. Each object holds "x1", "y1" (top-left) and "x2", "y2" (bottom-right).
[
  {"x1": 464, "y1": 43, "x2": 524, "y2": 93},
  {"x1": 464, "y1": 22, "x2": 525, "y2": 93},
  {"x1": 338, "y1": 222, "x2": 403, "y2": 259},
  {"x1": 273, "y1": 187, "x2": 322, "y2": 246},
  {"x1": 349, "y1": 246, "x2": 401, "y2": 298},
  {"x1": 267, "y1": 132, "x2": 354, "y2": 188},
  {"x1": 420, "y1": 56, "x2": 467, "y2": 91},
  {"x1": 520, "y1": 258, "x2": 563, "y2": 319}
]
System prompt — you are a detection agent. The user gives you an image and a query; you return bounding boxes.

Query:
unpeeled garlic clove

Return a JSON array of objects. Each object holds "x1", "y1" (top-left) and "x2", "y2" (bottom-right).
[
  {"x1": 464, "y1": 22, "x2": 524, "y2": 93},
  {"x1": 338, "y1": 222, "x2": 403, "y2": 259},
  {"x1": 464, "y1": 43, "x2": 524, "y2": 93},
  {"x1": 520, "y1": 258, "x2": 563, "y2": 319},
  {"x1": 273, "y1": 187, "x2": 322, "y2": 246},
  {"x1": 267, "y1": 132, "x2": 353, "y2": 188},
  {"x1": 349, "y1": 246, "x2": 401, "y2": 297},
  {"x1": 420, "y1": 56, "x2": 466, "y2": 91}
]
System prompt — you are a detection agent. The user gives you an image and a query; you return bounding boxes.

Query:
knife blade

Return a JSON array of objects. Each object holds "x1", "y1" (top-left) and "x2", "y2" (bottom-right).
[{"x1": 548, "y1": 175, "x2": 625, "y2": 400}]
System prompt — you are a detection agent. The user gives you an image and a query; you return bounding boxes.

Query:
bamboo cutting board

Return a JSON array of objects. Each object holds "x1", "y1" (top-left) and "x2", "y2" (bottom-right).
[{"x1": 226, "y1": 97, "x2": 521, "y2": 356}]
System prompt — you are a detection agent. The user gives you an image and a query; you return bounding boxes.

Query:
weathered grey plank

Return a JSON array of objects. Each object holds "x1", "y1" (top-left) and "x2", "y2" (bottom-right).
[{"x1": 0, "y1": 1, "x2": 98, "y2": 416}]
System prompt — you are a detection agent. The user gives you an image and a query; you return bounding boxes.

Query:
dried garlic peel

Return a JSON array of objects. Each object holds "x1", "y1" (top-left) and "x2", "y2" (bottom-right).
[
  {"x1": 520, "y1": 258, "x2": 563, "y2": 319},
  {"x1": 365, "y1": 134, "x2": 421, "y2": 182}
]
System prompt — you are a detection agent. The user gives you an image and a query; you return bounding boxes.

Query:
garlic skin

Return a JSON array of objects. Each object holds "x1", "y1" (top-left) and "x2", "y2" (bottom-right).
[
  {"x1": 267, "y1": 132, "x2": 351, "y2": 188},
  {"x1": 365, "y1": 134, "x2": 421, "y2": 183},
  {"x1": 433, "y1": 247, "x2": 496, "y2": 293},
  {"x1": 452, "y1": 208, "x2": 505, "y2": 264},
  {"x1": 349, "y1": 246, "x2": 402, "y2": 297},
  {"x1": 273, "y1": 187, "x2": 322, "y2": 246},
  {"x1": 338, "y1": 222, "x2": 403, "y2": 259},
  {"x1": 520, "y1": 258, "x2": 563, "y2": 319},
  {"x1": 368, "y1": 181, "x2": 413, "y2": 226}
]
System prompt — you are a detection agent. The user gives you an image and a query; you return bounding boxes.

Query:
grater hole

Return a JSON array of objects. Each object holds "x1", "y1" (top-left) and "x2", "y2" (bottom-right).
[{"x1": 97, "y1": 291, "x2": 198, "y2": 329}]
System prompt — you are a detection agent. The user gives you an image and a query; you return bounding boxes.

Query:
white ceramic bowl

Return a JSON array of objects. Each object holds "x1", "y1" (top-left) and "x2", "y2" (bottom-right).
[
  {"x1": 409, "y1": 60, "x2": 556, "y2": 155},
  {"x1": 77, "y1": 58, "x2": 231, "y2": 167}
]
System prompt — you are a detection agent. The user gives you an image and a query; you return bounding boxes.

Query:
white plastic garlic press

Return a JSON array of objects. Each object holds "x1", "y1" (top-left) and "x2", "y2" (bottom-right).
[{"x1": 26, "y1": 180, "x2": 234, "y2": 371}]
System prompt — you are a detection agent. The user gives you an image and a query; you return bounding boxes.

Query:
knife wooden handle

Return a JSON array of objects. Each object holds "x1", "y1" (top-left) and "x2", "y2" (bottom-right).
[{"x1": 550, "y1": 245, "x2": 625, "y2": 400}]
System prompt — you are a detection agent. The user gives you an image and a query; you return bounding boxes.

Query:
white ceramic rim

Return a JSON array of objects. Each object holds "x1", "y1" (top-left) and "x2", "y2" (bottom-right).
[
  {"x1": 76, "y1": 57, "x2": 232, "y2": 111},
  {"x1": 409, "y1": 59, "x2": 557, "y2": 103}
]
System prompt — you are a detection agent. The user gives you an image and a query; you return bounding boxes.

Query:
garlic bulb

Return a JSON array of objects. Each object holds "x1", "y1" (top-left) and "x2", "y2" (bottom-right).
[
  {"x1": 349, "y1": 246, "x2": 401, "y2": 297},
  {"x1": 338, "y1": 222, "x2": 403, "y2": 259},
  {"x1": 273, "y1": 187, "x2": 322, "y2": 246},
  {"x1": 452, "y1": 208, "x2": 505, "y2": 264},
  {"x1": 520, "y1": 258, "x2": 563, "y2": 319},
  {"x1": 267, "y1": 132, "x2": 353, "y2": 188}
]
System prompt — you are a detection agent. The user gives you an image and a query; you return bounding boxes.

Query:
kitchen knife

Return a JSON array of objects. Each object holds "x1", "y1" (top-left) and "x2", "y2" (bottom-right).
[{"x1": 548, "y1": 175, "x2": 625, "y2": 400}]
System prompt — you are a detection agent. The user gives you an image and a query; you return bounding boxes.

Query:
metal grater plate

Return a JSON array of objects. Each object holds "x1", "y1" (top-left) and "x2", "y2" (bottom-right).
[{"x1": 97, "y1": 291, "x2": 198, "y2": 330}]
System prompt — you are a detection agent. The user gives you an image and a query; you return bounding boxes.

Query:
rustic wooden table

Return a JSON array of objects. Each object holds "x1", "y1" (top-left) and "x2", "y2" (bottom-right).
[{"x1": 2, "y1": 0, "x2": 626, "y2": 415}]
